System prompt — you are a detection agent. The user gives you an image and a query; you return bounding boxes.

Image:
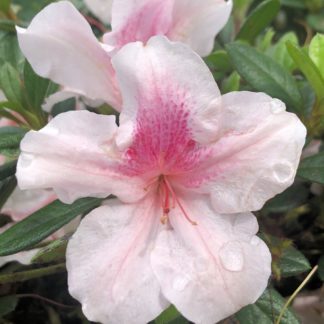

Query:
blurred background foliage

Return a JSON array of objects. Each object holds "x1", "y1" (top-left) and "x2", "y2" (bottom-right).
[{"x1": 0, "y1": 0, "x2": 324, "y2": 323}]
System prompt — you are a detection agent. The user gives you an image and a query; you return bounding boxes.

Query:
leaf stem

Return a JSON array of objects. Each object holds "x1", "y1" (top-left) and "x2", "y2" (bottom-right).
[{"x1": 275, "y1": 265, "x2": 318, "y2": 324}]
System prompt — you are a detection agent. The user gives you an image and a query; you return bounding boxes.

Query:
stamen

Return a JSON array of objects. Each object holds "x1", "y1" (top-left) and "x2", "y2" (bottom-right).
[{"x1": 163, "y1": 177, "x2": 198, "y2": 226}]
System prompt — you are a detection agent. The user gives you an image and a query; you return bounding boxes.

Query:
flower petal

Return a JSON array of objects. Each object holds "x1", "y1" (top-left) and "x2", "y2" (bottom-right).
[
  {"x1": 175, "y1": 92, "x2": 307, "y2": 213},
  {"x1": 151, "y1": 193, "x2": 271, "y2": 324},
  {"x1": 66, "y1": 196, "x2": 169, "y2": 324},
  {"x1": 16, "y1": 111, "x2": 146, "y2": 204},
  {"x1": 104, "y1": 0, "x2": 232, "y2": 56},
  {"x1": 84, "y1": 0, "x2": 113, "y2": 24},
  {"x1": 168, "y1": 0, "x2": 233, "y2": 56},
  {"x1": 112, "y1": 36, "x2": 221, "y2": 150},
  {"x1": 16, "y1": 1, "x2": 121, "y2": 109}
]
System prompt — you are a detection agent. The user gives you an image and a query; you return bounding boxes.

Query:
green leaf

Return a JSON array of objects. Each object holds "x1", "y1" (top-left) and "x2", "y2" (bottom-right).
[
  {"x1": 155, "y1": 305, "x2": 188, "y2": 324},
  {"x1": 287, "y1": 41, "x2": 324, "y2": 102},
  {"x1": 0, "y1": 62, "x2": 23, "y2": 105},
  {"x1": 281, "y1": 0, "x2": 305, "y2": 8},
  {"x1": 31, "y1": 237, "x2": 68, "y2": 264},
  {"x1": 309, "y1": 33, "x2": 324, "y2": 79},
  {"x1": 204, "y1": 50, "x2": 232, "y2": 76},
  {"x1": 263, "y1": 183, "x2": 308, "y2": 214},
  {"x1": 52, "y1": 97, "x2": 76, "y2": 116},
  {"x1": 0, "y1": 19, "x2": 16, "y2": 32},
  {"x1": 235, "y1": 288, "x2": 300, "y2": 324},
  {"x1": 0, "y1": 160, "x2": 16, "y2": 181},
  {"x1": 23, "y1": 61, "x2": 55, "y2": 111},
  {"x1": 0, "y1": 31, "x2": 22, "y2": 69},
  {"x1": 318, "y1": 255, "x2": 324, "y2": 281},
  {"x1": 0, "y1": 176, "x2": 16, "y2": 210},
  {"x1": 221, "y1": 71, "x2": 240, "y2": 93},
  {"x1": 236, "y1": 0, "x2": 280, "y2": 43},
  {"x1": 267, "y1": 32, "x2": 298, "y2": 72},
  {"x1": 297, "y1": 151, "x2": 324, "y2": 184},
  {"x1": 0, "y1": 197, "x2": 102, "y2": 256},
  {"x1": 226, "y1": 42, "x2": 304, "y2": 114},
  {"x1": 279, "y1": 247, "x2": 311, "y2": 277},
  {"x1": 0, "y1": 263, "x2": 66, "y2": 284},
  {"x1": 0, "y1": 126, "x2": 25, "y2": 154},
  {"x1": 0, "y1": 295, "x2": 18, "y2": 317},
  {"x1": 307, "y1": 12, "x2": 324, "y2": 33}
]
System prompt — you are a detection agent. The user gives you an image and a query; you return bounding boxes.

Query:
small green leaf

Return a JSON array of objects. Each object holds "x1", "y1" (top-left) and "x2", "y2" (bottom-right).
[
  {"x1": 32, "y1": 237, "x2": 68, "y2": 264},
  {"x1": 0, "y1": 62, "x2": 23, "y2": 105},
  {"x1": 281, "y1": 0, "x2": 305, "y2": 8},
  {"x1": 0, "y1": 31, "x2": 22, "y2": 69},
  {"x1": 226, "y1": 42, "x2": 304, "y2": 114},
  {"x1": 0, "y1": 263, "x2": 66, "y2": 284},
  {"x1": 236, "y1": 0, "x2": 280, "y2": 43},
  {"x1": 204, "y1": 50, "x2": 232, "y2": 74},
  {"x1": 23, "y1": 61, "x2": 56, "y2": 111},
  {"x1": 309, "y1": 33, "x2": 324, "y2": 80},
  {"x1": 287, "y1": 41, "x2": 324, "y2": 102},
  {"x1": 235, "y1": 288, "x2": 299, "y2": 324},
  {"x1": 297, "y1": 151, "x2": 324, "y2": 184},
  {"x1": 221, "y1": 71, "x2": 240, "y2": 93},
  {"x1": 307, "y1": 13, "x2": 324, "y2": 33},
  {"x1": 0, "y1": 160, "x2": 16, "y2": 181},
  {"x1": 0, "y1": 295, "x2": 18, "y2": 317},
  {"x1": 0, "y1": 176, "x2": 16, "y2": 210},
  {"x1": 279, "y1": 247, "x2": 311, "y2": 277},
  {"x1": 52, "y1": 97, "x2": 76, "y2": 116},
  {"x1": 0, "y1": 126, "x2": 25, "y2": 153},
  {"x1": 155, "y1": 305, "x2": 188, "y2": 324},
  {"x1": 318, "y1": 255, "x2": 324, "y2": 281},
  {"x1": 0, "y1": 197, "x2": 102, "y2": 256},
  {"x1": 0, "y1": 0, "x2": 11, "y2": 14}
]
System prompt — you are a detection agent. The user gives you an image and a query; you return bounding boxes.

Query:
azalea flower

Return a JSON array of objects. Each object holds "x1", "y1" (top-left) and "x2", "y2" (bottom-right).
[
  {"x1": 17, "y1": 0, "x2": 232, "y2": 110},
  {"x1": 104, "y1": 0, "x2": 233, "y2": 56},
  {"x1": 16, "y1": 36, "x2": 306, "y2": 323}
]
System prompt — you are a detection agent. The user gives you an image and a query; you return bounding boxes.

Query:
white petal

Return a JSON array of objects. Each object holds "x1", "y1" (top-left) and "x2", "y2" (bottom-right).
[
  {"x1": 17, "y1": 111, "x2": 146, "y2": 204},
  {"x1": 17, "y1": 1, "x2": 121, "y2": 109},
  {"x1": 2, "y1": 188, "x2": 56, "y2": 222},
  {"x1": 66, "y1": 197, "x2": 169, "y2": 324},
  {"x1": 112, "y1": 36, "x2": 221, "y2": 149},
  {"x1": 84, "y1": 0, "x2": 112, "y2": 24},
  {"x1": 175, "y1": 92, "x2": 307, "y2": 213},
  {"x1": 169, "y1": 0, "x2": 233, "y2": 56},
  {"x1": 151, "y1": 194, "x2": 271, "y2": 324}
]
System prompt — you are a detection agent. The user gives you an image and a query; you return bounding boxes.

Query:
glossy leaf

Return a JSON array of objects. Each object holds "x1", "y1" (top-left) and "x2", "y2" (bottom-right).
[
  {"x1": 0, "y1": 197, "x2": 102, "y2": 256},
  {"x1": 236, "y1": 0, "x2": 280, "y2": 43},
  {"x1": 309, "y1": 33, "x2": 324, "y2": 80},
  {"x1": 0, "y1": 176, "x2": 16, "y2": 210},
  {"x1": 226, "y1": 42, "x2": 304, "y2": 114},
  {"x1": 0, "y1": 63, "x2": 23, "y2": 105},
  {"x1": 235, "y1": 288, "x2": 299, "y2": 324},
  {"x1": 0, "y1": 31, "x2": 22, "y2": 68},
  {"x1": 0, "y1": 160, "x2": 16, "y2": 181},
  {"x1": 287, "y1": 41, "x2": 324, "y2": 102},
  {"x1": 279, "y1": 247, "x2": 311, "y2": 277},
  {"x1": 297, "y1": 151, "x2": 324, "y2": 184}
]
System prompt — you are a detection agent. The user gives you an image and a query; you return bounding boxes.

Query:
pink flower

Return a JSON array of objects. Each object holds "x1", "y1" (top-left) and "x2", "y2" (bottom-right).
[
  {"x1": 16, "y1": 0, "x2": 232, "y2": 111},
  {"x1": 16, "y1": 36, "x2": 306, "y2": 323},
  {"x1": 104, "y1": 0, "x2": 232, "y2": 56}
]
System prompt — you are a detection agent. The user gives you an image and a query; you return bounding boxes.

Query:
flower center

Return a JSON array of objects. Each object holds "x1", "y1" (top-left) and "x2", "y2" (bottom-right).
[{"x1": 158, "y1": 175, "x2": 197, "y2": 226}]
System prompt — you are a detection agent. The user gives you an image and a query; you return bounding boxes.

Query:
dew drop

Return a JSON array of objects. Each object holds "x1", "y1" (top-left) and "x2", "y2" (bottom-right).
[
  {"x1": 270, "y1": 99, "x2": 285, "y2": 114},
  {"x1": 219, "y1": 241, "x2": 244, "y2": 272},
  {"x1": 273, "y1": 162, "x2": 293, "y2": 183},
  {"x1": 172, "y1": 275, "x2": 189, "y2": 291}
]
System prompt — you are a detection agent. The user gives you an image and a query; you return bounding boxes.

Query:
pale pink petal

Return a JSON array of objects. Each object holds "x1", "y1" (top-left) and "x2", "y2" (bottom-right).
[
  {"x1": 2, "y1": 188, "x2": 56, "y2": 222},
  {"x1": 168, "y1": 0, "x2": 233, "y2": 56},
  {"x1": 151, "y1": 193, "x2": 271, "y2": 324},
  {"x1": 104, "y1": 0, "x2": 173, "y2": 49},
  {"x1": 112, "y1": 36, "x2": 221, "y2": 150},
  {"x1": 174, "y1": 92, "x2": 307, "y2": 213},
  {"x1": 16, "y1": 111, "x2": 146, "y2": 204},
  {"x1": 66, "y1": 196, "x2": 169, "y2": 324},
  {"x1": 16, "y1": 1, "x2": 121, "y2": 109},
  {"x1": 84, "y1": 0, "x2": 113, "y2": 24},
  {"x1": 104, "y1": 0, "x2": 232, "y2": 56}
]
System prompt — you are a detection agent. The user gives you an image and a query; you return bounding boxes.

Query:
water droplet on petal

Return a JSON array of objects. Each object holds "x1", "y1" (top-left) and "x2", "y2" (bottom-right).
[
  {"x1": 250, "y1": 236, "x2": 261, "y2": 246},
  {"x1": 273, "y1": 162, "x2": 294, "y2": 183},
  {"x1": 173, "y1": 275, "x2": 189, "y2": 291},
  {"x1": 219, "y1": 241, "x2": 244, "y2": 272},
  {"x1": 270, "y1": 99, "x2": 285, "y2": 114}
]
